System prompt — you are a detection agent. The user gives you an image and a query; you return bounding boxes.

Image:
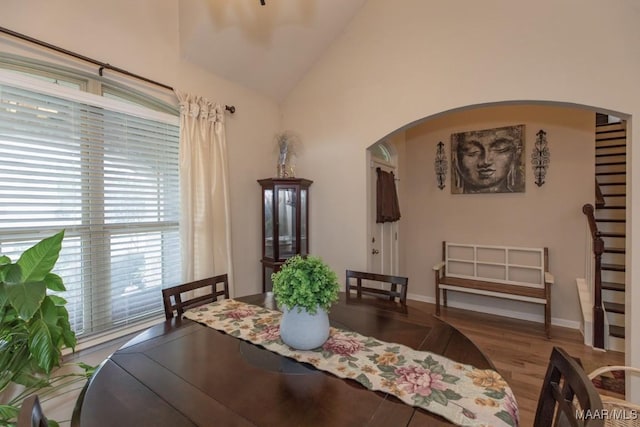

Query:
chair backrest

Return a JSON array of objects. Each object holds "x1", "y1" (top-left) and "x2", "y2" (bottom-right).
[
  {"x1": 18, "y1": 395, "x2": 48, "y2": 427},
  {"x1": 345, "y1": 270, "x2": 408, "y2": 305},
  {"x1": 162, "y1": 274, "x2": 229, "y2": 319},
  {"x1": 534, "y1": 346, "x2": 604, "y2": 427}
]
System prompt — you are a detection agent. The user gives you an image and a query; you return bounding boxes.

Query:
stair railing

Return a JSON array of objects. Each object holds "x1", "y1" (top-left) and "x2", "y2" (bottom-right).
[
  {"x1": 582, "y1": 203, "x2": 605, "y2": 349},
  {"x1": 595, "y1": 179, "x2": 605, "y2": 208}
]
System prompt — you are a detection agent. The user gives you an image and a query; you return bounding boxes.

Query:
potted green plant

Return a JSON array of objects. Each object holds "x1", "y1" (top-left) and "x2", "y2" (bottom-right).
[
  {"x1": 0, "y1": 230, "x2": 91, "y2": 426},
  {"x1": 271, "y1": 255, "x2": 339, "y2": 350}
]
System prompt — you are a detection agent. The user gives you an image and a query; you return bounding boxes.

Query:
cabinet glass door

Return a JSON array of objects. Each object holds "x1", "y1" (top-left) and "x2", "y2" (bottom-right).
[
  {"x1": 278, "y1": 188, "x2": 297, "y2": 258},
  {"x1": 264, "y1": 189, "x2": 273, "y2": 258},
  {"x1": 300, "y1": 189, "x2": 308, "y2": 255}
]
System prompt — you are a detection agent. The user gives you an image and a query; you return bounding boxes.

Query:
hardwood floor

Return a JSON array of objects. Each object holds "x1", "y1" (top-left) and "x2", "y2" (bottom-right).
[
  {"x1": 427, "y1": 302, "x2": 625, "y2": 426},
  {"x1": 43, "y1": 301, "x2": 624, "y2": 426}
]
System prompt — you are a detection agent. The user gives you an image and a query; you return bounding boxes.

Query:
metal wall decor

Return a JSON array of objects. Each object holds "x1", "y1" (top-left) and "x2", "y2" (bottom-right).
[
  {"x1": 435, "y1": 141, "x2": 447, "y2": 190},
  {"x1": 531, "y1": 129, "x2": 550, "y2": 187}
]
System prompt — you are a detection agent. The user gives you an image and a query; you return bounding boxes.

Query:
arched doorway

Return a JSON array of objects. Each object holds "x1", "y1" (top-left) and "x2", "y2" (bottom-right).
[{"x1": 366, "y1": 102, "x2": 630, "y2": 353}]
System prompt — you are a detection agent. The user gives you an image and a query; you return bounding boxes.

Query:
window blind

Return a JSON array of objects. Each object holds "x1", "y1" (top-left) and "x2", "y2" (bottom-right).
[{"x1": 0, "y1": 71, "x2": 181, "y2": 338}]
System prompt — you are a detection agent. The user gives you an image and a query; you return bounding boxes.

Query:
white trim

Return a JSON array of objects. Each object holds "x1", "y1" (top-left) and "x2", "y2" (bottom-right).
[
  {"x1": 407, "y1": 293, "x2": 580, "y2": 330},
  {"x1": 0, "y1": 69, "x2": 179, "y2": 125},
  {"x1": 370, "y1": 157, "x2": 395, "y2": 169}
]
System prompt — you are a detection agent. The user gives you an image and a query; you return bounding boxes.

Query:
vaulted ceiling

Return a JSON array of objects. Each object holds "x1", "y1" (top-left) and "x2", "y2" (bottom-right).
[{"x1": 178, "y1": 0, "x2": 367, "y2": 102}]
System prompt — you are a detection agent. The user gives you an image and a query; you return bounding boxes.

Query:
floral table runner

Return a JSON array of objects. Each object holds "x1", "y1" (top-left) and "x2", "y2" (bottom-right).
[{"x1": 184, "y1": 299, "x2": 519, "y2": 427}]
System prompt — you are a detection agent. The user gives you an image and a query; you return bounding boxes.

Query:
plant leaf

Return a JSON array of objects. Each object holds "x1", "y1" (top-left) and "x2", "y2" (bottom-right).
[
  {"x1": 47, "y1": 295, "x2": 68, "y2": 306},
  {"x1": 3, "y1": 263, "x2": 22, "y2": 284},
  {"x1": 56, "y1": 306, "x2": 77, "y2": 349},
  {"x1": 17, "y1": 230, "x2": 64, "y2": 282},
  {"x1": 41, "y1": 297, "x2": 63, "y2": 343},
  {"x1": 76, "y1": 361, "x2": 98, "y2": 377},
  {"x1": 0, "y1": 256, "x2": 11, "y2": 283},
  {"x1": 6, "y1": 280, "x2": 46, "y2": 321},
  {"x1": 0, "y1": 282, "x2": 7, "y2": 309},
  {"x1": 44, "y1": 273, "x2": 65, "y2": 292},
  {"x1": 13, "y1": 369, "x2": 49, "y2": 389},
  {"x1": 28, "y1": 317, "x2": 59, "y2": 373},
  {"x1": 0, "y1": 404, "x2": 19, "y2": 423}
]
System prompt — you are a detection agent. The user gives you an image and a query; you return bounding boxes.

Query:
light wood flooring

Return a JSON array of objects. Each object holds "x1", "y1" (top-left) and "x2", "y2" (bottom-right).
[
  {"x1": 43, "y1": 302, "x2": 624, "y2": 426},
  {"x1": 430, "y1": 303, "x2": 625, "y2": 427}
]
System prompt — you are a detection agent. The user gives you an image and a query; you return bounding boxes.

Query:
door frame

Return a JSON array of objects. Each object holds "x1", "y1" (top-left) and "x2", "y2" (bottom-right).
[{"x1": 366, "y1": 143, "x2": 400, "y2": 275}]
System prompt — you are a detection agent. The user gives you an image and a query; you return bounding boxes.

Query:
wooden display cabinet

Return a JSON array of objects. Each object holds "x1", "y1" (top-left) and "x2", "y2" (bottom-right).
[{"x1": 258, "y1": 178, "x2": 312, "y2": 292}]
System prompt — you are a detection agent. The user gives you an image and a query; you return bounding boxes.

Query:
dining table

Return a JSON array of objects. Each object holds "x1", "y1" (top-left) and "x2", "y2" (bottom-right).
[{"x1": 76, "y1": 292, "x2": 500, "y2": 427}]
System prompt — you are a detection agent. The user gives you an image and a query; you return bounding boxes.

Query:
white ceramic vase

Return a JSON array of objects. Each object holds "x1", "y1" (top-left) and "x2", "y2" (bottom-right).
[{"x1": 279, "y1": 305, "x2": 330, "y2": 350}]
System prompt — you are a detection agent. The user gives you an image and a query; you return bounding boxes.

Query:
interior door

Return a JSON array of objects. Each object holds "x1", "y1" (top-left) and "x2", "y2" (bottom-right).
[{"x1": 368, "y1": 160, "x2": 399, "y2": 275}]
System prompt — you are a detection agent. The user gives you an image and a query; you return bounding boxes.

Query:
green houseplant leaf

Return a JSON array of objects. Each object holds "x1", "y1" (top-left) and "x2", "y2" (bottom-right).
[
  {"x1": 17, "y1": 230, "x2": 64, "y2": 282},
  {"x1": 29, "y1": 317, "x2": 58, "y2": 373},
  {"x1": 4, "y1": 231, "x2": 64, "y2": 322},
  {"x1": 43, "y1": 273, "x2": 65, "y2": 292},
  {"x1": 5, "y1": 280, "x2": 46, "y2": 321}
]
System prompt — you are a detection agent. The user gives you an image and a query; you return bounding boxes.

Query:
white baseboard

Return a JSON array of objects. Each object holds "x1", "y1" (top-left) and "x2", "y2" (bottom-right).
[{"x1": 407, "y1": 292, "x2": 581, "y2": 330}]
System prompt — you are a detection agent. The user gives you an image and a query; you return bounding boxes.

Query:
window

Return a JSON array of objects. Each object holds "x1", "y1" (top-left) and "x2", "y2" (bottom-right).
[
  {"x1": 0, "y1": 69, "x2": 181, "y2": 338},
  {"x1": 370, "y1": 141, "x2": 392, "y2": 163}
]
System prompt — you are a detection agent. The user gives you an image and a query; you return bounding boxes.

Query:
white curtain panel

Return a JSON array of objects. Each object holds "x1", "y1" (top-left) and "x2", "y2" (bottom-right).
[{"x1": 176, "y1": 91, "x2": 233, "y2": 295}]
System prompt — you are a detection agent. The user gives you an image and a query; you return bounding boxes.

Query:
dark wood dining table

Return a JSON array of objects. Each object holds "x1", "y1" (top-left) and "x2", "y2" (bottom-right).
[{"x1": 77, "y1": 293, "x2": 496, "y2": 426}]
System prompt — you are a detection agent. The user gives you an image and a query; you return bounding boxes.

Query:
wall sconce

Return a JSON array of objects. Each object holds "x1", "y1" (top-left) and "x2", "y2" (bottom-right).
[
  {"x1": 531, "y1": 129, "x2": 550, "y2": 187},
  {"x1": 435, "y1": 141, "x2": 447, "y2": 190}
]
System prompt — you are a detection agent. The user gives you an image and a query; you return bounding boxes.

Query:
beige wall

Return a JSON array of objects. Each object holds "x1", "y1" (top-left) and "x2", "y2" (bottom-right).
[
  {"x1": 1, "y1": 0, "x2": 280, "y2": 297},
  {"x1": 281, "y1": 0, "x2": 640, "y2": 396},
  {"x1": 400, "y1": 105, "x2": 593, "y2": 326}
]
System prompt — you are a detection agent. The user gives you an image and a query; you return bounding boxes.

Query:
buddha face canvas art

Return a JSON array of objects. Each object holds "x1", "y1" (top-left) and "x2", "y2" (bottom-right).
[{"x1": 451, "y1": 124, "x2": 525, "y2": 194}]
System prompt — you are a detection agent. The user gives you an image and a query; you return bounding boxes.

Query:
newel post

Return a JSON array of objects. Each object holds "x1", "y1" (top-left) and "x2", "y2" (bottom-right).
[
  {"x1": 583, "y1": 203, "x2": 605, "y2": 349},
  {"x1": 592, "y1": 232, "x2": 605, "y2": 349}
]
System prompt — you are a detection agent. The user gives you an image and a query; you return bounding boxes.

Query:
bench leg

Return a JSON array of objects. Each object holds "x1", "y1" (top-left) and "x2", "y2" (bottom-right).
[
  {"x1": 434, "y1": 271, "x2": 441, "y2": 316},
  {"x1": 545, "y1": 303, "x2": 551, "y2": 339},
  {"x1": 545, "y1": 285, "x2": 551, "y2": 339}
]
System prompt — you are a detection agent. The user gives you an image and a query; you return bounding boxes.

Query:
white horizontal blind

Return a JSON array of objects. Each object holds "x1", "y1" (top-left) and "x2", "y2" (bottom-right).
[{"x1": 0, "y1": 74, "x2": 181, "y2": 338}]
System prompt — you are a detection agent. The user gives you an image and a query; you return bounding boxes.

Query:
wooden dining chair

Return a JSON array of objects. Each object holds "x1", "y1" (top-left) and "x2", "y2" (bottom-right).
[
  {"x1": 534, "y1": 346, "x2": 604, "y2": 427},
  {"x1": 345, "y1": 270, "x2": 408, "y2": 305},
  {"x1": 162, "y1": 274, "x2": 229, "y2": 320},
  {"x1": 17, "y1": 395, "x2": 48, "y2": 427}
]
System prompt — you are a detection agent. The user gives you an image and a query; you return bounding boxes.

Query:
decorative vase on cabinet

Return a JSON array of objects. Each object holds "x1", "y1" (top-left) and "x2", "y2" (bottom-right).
[{"x1": 258, "y1": 177, "x2": 312, "y2": 292}]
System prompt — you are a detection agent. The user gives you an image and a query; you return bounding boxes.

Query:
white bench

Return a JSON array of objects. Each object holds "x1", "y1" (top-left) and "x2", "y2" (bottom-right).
[{"x1": 433, "y1": 241, "x2": 554, "y2": 338}]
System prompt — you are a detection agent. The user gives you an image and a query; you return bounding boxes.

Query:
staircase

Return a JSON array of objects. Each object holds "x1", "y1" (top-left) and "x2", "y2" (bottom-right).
[{"x1": 593, "y1": 119, "x2": 627, "y2": 351}]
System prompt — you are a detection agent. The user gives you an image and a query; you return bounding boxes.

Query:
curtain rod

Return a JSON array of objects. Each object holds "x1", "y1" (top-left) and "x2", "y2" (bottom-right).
[{"x1": 0, "y1": 26, "x2": 236, "y2": 114}]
